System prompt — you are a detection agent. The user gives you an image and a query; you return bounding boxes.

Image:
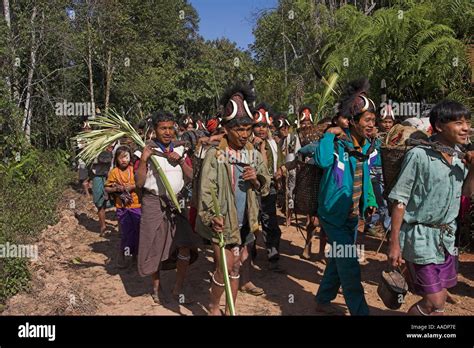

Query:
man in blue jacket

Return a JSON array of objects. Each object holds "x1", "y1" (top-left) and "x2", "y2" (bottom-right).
[{"x1": 313, "y1": 78, "x2": 378, "y2": 315}]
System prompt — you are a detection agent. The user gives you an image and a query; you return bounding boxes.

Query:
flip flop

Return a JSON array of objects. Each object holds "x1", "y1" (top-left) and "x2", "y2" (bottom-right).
[
  {"x1": 100, "y1": 228, "x2": 112, "y2": 237},
  {"x1": 239, "y1": 285, "x2": 265, "y2": 296}
]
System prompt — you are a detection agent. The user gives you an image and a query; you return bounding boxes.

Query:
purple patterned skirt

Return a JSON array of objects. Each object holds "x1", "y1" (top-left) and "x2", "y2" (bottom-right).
[{"x1": 116, "y1": 208, "x2": 141, "y2": 256}]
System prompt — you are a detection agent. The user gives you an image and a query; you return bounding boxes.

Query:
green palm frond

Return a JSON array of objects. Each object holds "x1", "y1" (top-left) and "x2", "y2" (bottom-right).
[
  {"x1": 411, "y1": 23, "x2": 455, "y2": 48},
  {"x1": 416, "y1": 36, "x2": 461, "y2": 70},
  {"x1": 74, "y1": 109, "x2": 181, "y2": 212},
  {"x1": 315, "y1": 73, "x2": 339, "y2": 122}
]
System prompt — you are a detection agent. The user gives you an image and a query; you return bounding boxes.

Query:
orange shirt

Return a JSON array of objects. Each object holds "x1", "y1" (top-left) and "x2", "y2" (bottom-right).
[{"x1": 106, "y1": 166, "x2": 141, "y2": 209}]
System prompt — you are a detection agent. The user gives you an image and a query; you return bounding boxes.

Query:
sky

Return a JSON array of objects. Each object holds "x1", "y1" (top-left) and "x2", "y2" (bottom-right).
[{"x1": 189, "y1": 0, "x2": 278, "y2": 51}]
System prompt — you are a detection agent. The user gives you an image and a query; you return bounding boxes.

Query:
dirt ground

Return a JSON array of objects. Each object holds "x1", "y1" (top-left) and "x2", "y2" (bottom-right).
[{"x1": 2, "y1": 187, "x2": 473, "y2": 316}]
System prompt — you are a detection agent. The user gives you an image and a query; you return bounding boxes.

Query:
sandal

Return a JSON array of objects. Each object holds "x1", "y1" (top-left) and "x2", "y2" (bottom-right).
[
  {"x1": 239, "y1": 283, "x2": 265, "y2": 296},
  {"x1": 100, "y1": 228, "x2": 112, "y2": 237}
]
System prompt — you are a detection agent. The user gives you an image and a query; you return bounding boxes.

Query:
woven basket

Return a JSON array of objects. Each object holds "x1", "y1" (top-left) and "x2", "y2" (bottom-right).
[
  {"x1": 294, "y1": 162, "x2": 322, "y2": 215},
  {"x1": 297, "y1": 124, "x2": 326, "y2": 147},
  {"x1": 380, "y1": 145, "x2": 412, "y2": 198},
  {"x1": 382, "y1": 125, "x2": 429, "y2": 198}
]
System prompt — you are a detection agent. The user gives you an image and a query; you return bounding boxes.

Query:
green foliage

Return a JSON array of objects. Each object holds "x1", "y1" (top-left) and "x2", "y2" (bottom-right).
[
  {"x1": 321, "y1": 4, "x2": 471, "y2": 107},
  {"x1": 0, "y1": 0, "x2": 256, "y2": 150},
  {"x1": 0, "y1": 0, "x2": 258, "y2": 307},
  {"x1": 1, "y1": 0, "x2": 473, "y2": 307},
  {"x1": 0, "y1": 149, "x2": 72, "y2": 241},
  {"x1": 252, "y1": 0, "x2": 474, "y2": 113},
  {"x1": 252, "y1": 1, "x2": 338, "y2": 114},
  {"x1": 312, "y1": 73, "x2": 340, "y2": 123},
  {"x1": 0, "y1": 149, "x2": 73, "y2": 304},
  {"x1": 255, "y1": 66, "x2": 292, "y2": 113},
  {"x1": 0, "y1": 258, "x2": 30, "y2": 304}
]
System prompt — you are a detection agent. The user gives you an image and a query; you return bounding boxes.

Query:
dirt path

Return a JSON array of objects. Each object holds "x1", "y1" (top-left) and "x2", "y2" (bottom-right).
[{"x1": 2, "y1": 188, "x2": 473, "y2": 316}]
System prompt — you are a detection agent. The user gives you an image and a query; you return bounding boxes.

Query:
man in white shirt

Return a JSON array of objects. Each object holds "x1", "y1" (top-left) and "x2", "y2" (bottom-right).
[{"x1": 135, "y1": 111, "x2": 198, "y2": 306}]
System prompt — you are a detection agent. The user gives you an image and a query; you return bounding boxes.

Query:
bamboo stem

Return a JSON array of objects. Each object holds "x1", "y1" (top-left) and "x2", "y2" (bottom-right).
[{"x1": 210, "y1": 187, "x2": 235, "y2": 316}]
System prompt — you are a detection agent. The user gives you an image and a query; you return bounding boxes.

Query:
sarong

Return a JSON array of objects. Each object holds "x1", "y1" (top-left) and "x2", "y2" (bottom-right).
[{"x1": 138, "y1": 193, "x2": 199, "y2": 276}]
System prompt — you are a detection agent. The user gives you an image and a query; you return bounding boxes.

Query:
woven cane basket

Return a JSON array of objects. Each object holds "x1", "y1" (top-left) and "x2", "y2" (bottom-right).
[
  {"x1": 381, "y1": 125, "x2": 430, "y2": 198},
  {"x1": 293, "y1": 125, "x2": 325, "y2": 215},
  {"x1": 297, "y1": 124, "x2": 326, "y2": 147},
  {"x1": 294, "y1": 162, "x2": 322, "y2": 216},
  {"x1": 380, "y1": 145, "x2": 412, "y2": 199}
]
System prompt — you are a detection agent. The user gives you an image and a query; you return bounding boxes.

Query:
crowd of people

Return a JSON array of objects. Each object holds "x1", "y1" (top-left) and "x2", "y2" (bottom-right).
[{"x1": 76, "y1": 77, "x2": 473, "y2": 316}]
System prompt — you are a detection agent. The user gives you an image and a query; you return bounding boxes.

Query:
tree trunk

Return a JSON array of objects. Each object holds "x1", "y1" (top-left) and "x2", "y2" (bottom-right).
[
  {"x1": 282, "y1": 10, "x2": 288, "y2": 87},
  {"x1": 22, "y1": 5, "x2": 38, "y2": 142},
  {"x1": 3, "y1": 0, "x2": 10, "y2": 27},
  {"x1": 3, "y1": 0, "x2": 11, "y2": 94},
  {"x1": 86, "y1": 13, "x2": 96, "y2": 119},
  {"x1": 3, "y1": 0, "x2": 20, "y2": 104},
  {"x1": 104, "y1": 49, "x2": 114, "y2": 113}
]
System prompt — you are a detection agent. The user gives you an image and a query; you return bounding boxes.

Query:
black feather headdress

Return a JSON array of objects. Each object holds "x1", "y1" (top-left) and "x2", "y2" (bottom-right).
[
  {"x1": 337, "y1": 78, "x2": 376, "y2": 120},
  {"x1": 220, "y1": 83, "x2": 255, "y2": 126}
]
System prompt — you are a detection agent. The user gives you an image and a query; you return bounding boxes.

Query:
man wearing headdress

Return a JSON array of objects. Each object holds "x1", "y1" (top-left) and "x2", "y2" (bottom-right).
[
  {"x1": 196, "y1": 84, "x2": 271, "y2": 315},
  {"x1": 313, "y1": 78, "x2": 378, "y2": 315},
  {"x1": 294, "y1": 105, "x2": 322, "y2": 260},
  {"x1": 178, "y1": 115, "x2": 195, "y2": 138},
  {"x1": 365, "y1": 104, "x2": 395, "y2": 237},
  {"x1": 275, "y1": 115, "x2": 301, "y2": 226},
  {"x1": 194, "y1": 114, "x2": 207, "y2": 133},
  {"x1": 252, "y1": 103, "x2": 285, "y2": 272},
  {"x1": 297, "y1": 105, "x2": 314, "y2": 129}
]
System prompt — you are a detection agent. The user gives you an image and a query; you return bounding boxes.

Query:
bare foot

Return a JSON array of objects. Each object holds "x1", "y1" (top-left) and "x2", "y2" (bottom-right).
[
  {"x1": 100, "y1": 228, "x2": 112, "y2": 237},
  {"x1": 151, "y1": 291, "x2": 163, "y2": 306},
  {"x1": 251, "y1": 261, "x2": 261, "y2": 270},
  {"x1": 446, "y1": 292, "x2": 459, "y2": 304},
  {"x1": 208, "y1": 305, "x2": 223, "y2": 316}
]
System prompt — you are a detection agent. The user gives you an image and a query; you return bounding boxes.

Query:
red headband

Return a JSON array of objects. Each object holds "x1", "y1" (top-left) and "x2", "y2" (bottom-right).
[{"x1": 206, "y1": 119, "x2": 219, "y2": 133}]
